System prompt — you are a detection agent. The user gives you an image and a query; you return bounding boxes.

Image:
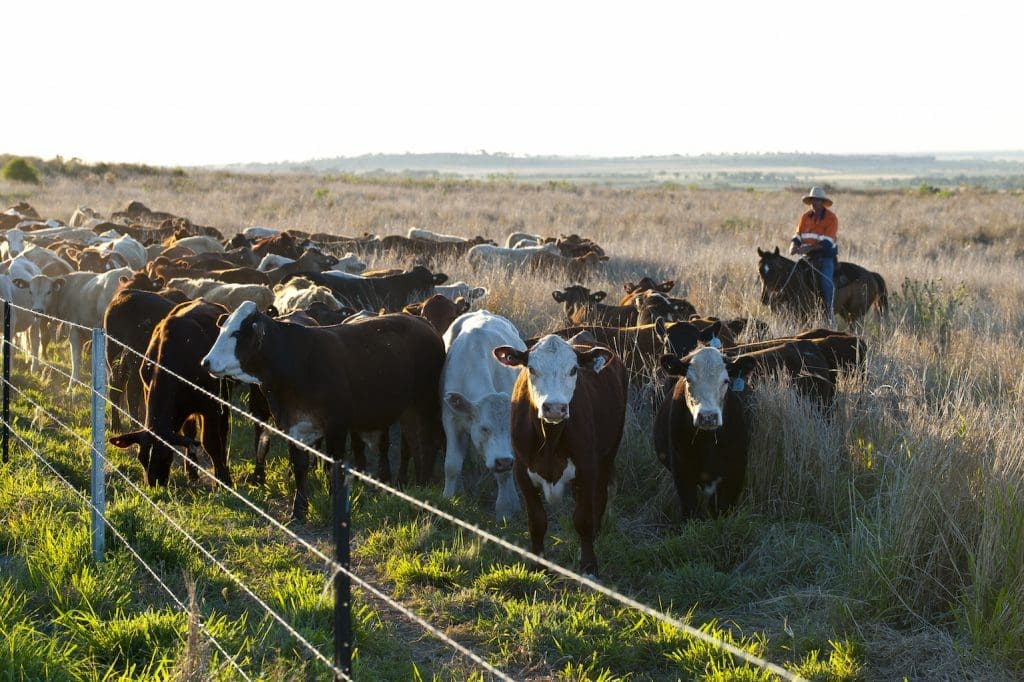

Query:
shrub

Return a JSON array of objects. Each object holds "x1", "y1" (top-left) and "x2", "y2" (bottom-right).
[{"x1": 1, "y1": 157, "x2": 41, "y2": 184}]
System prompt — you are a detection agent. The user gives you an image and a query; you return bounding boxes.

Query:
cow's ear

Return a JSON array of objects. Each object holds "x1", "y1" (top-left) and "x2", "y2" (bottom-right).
[
  {"x1": 757, "y1": 247, "x2": 766, "y2": 258},
  {"x1": 697, "y1": 320, "x2": 722, "y2": 344},
  {"x1": 455, "y1": 297, "x2": 470, "y2": 314},
  {"x1": 470, "y1": 287, "x2": 487, "y2": 300},
  {"x1": 552, "y1": 290, "x2": 566, "y2": 303},
  {"x1": 404, "y1": 303, "x2": 423, "y2": 315},
  {"x1": 432, "y1": 273, "x2": 449, "y2": 285},
  {"x1": 599, "y1": 255, "x2": 609, "y2": 262},
  {"x1": 728, "y1": 356, "x2": 757, "y2": 379},
  {"x1": 773, "y1": 246, "x2": 780, "y2": 255},
  {"x1": 12, "y1": 278, "x2": 28, "y2": 289},
  {"x1": 623, "y1": 281, "x2": 635, "y2": 293},
  {"x1": 660, "y1": 354, "x2": 689, "y2": 377},
  {"x1": 658, "y1": 280, "x2": 675, "y2": 292},
  {"x1": 493, "y1": 345, "x2": 528, "y2": 368},
  {"x1": 444, "y1": 392, "x2": 474, "y2": 415},
  {"x1": 577, "y1": 346, "x2": 614, "y2": 374},
  {"x1": 119, "y1": 275, "x2": 130, "y2": 283},
  {"x1": 590, "y1": 291, "x2": 606, "y2": 303},
  {"x1": 53, "y1": 278, "x2": 66, "y2": 291},
  {"x1": 216, "y1": 313, "x2": 228, "y2": 328},
  {"x1": 654, "y1": 317, "x2": 668, "y2": 339}
]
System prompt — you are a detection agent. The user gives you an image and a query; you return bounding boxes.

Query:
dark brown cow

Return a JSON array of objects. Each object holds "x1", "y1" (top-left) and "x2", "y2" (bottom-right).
[
  {"x1": 403, "y1": 294, "x2": 470, "y2": 334},
  {"x1": 730, "y1": 339, "x2": 836, "y2": 406},
  {"x1": 251, "y1": 231, "x2": 309, "y2": 260},
  {"x1": 619, "y1": 277, "x2": 675, "y2": 305},
  {"x1": 103, "y1": 290, "x2": 179, "y2": 432},
  {"x1": 202, "y1": 302, "x2": 445, "y2": 520},
  {"x1": 109, "y1": 300, "x2": 233, "y2": 487},
  {"x1": 293, "y1": 266, "x2": 448, "y2": 312},
  {"x1": 552, "y1": 285, "x2": 635, "y2": 327},
  {"x1": 494, "y1": 335, "x2": 627, "y2": 577},
  {"x1": 633, "y1": 292, "x2": 695, "y2": 325}
]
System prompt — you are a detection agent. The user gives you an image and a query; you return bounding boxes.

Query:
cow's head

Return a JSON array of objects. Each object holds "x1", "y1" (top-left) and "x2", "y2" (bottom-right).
[
  {"x1": 13, "y1": 275, "x2": 64, "y2": 314},
  {"x1": 634, "y1": 292, "x2": 684, "y2": 325},
  {"x1": 109, "y1": 429, "x2": 195, "y2": 487},
  {"x1": 493, "y1": 334, "x2": 614, "y2": 424},
  {"x1": 445, "y1": 391, "x2": 514, "y2": 473},
  {"x1": 551, "y1": 286, "x2": 605, "y2": 318},
  {"x1": 201, "y1": 300, "x2": 264, "y2": 384},
  {"x1": 335, "y1": 252, "x2": 367, "y2": 274},
  {"x1": 4, "y1": 228, "x2": 25, "y2": 256},
  {"x1": 660, "y1": 345, "x2": 743, "y2": 430}
]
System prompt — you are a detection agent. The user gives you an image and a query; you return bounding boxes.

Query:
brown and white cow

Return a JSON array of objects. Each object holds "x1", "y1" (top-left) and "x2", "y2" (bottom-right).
[{"x1": 493, "y1": 334, "x2": 627, "y2": 577}]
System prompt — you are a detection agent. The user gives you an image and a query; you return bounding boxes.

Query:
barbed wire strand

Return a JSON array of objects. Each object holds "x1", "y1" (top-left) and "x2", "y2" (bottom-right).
[
  {"x1": 3, "y1": 371, "x2": 511, "y2": 680},
  {"x1": 1, "y1": 419, "x2": 252, "y2": 682},
  {"x1": 0, "y1": 379, "x2": 352, "y2": 682},
  {"x1": 3, "y1": 300, "x2": 801, "y2": 680}
]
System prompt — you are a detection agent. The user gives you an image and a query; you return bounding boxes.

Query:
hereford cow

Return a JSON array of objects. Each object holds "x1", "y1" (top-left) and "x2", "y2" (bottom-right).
[
  {"x1": 656, "y1": 345, "x2": 752, "y2": 520},
  {"x1": 493, "y1": 335, "x2": 627, "y2": 577},
  {"x1": 441, "y1": 311, "x2": 526, "y2": 521},
  {"x1": 201, "y1": 302, "x2": 445, "y2": 520},
  {"x1": 109, "y1": 300, "x2": 233, "y2": 487}
]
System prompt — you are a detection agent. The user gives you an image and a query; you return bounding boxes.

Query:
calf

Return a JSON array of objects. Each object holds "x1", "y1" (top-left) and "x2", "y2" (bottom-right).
[
  {"x1": 440, "y1": 311, "x2": 526, "y2": 521},
  {"x1": 493, "y1": 335, "x2": 627, "y2": 577},
  {"x1": 552, "y1": 285, "x2": 635, "y2": 327},
  {"x1": 656, "y1": 346, "x2": 752, "y2": 520},
  {"x1": 15, "y1": 267, "x2": 133, "y2": 384},
  {"x1": 201, "y1": 302, "x2": 445, "y2": 520},
  {"x1": 109, "y1": 300, "x2": 233, "y2": 487}
]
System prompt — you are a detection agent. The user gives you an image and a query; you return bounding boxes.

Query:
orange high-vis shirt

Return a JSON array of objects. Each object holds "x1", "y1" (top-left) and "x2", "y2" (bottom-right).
[{"x1": 794, "y1": 208, "x2": 838, "y2": 247}]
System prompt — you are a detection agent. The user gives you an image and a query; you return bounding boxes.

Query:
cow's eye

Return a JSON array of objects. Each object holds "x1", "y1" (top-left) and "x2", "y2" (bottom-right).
[{"x1": 569, "y1": 366, "x2": 578, "y2": 376}]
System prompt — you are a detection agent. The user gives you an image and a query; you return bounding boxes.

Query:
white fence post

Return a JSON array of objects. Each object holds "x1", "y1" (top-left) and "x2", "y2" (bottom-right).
[{"x1": 90, "y1": 327, "x2": 107, "y2": 562}]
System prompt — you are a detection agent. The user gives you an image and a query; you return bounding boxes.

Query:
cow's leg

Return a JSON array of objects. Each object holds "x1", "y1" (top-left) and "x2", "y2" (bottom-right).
[
  {"x1": 441, "y1": 409, "x2": 466, "y2": 497},
  {"x1": 493, "y1": 470, "x2": 520, "y2": 523},
  {"x1": 249, "y1": 387, "x2": 271, "y2": 484},
  {"x1": 204, "y1": 405, "x2": 232, "y2": 487},
  {"x1": 349, "y1": 432, "x2": 368, "y2": 472},
  {"x1": 514, "y1": 460, "x2": 547, "y2": 559},
  {"x1": 28, "y1": 318, "x2": 41, "y2": 373},
  {"x1": 573, "y1": 480, "x2": 599, "y2": 577},
  {"x1": 181, "y1": 418, "x2": 201, "y2": 483},
  {"x1": 376, "y1": 429, "x2": 392, "y2": 483},
  {"x1": 67, "y1": 327, "x2": 83, "y2": 386},
  {"x1": 669, "y1": 450, "x2": 700, "y2": 521},
  {"x1": 288, "y1": 444, "x2": 311, "y2": 522}
]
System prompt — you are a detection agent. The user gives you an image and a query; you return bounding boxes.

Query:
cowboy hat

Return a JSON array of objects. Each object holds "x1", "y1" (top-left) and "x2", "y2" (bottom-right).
[{"x1": 802, "y1": 186, "x2": 833, "y2": 207}]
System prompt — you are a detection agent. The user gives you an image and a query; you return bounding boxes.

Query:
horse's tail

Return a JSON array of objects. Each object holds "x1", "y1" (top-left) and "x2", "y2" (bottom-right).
[{"x1": 872, "y1": 272, "x2": 889, "y2": 315}]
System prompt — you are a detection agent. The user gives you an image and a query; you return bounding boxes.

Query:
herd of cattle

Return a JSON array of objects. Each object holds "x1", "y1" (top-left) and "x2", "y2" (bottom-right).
[{"x1": 1, "y1": 200, "x2": 865, "y2": 577}]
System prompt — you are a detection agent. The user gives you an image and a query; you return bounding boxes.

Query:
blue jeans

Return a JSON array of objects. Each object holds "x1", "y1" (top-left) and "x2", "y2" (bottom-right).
[{"x1": 815, "y1": 257, "x2": 836, "y2": 321}]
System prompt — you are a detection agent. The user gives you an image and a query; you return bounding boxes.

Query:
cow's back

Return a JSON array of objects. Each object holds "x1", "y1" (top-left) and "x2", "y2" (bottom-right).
[{"x1": 443, "y1": 312, "x2": 524, "y2": 398}]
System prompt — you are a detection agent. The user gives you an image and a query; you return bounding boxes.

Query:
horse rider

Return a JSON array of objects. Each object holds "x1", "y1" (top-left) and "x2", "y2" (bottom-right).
[{"x1": 789, "y1": 186, "x2": 838, "y2": 325}]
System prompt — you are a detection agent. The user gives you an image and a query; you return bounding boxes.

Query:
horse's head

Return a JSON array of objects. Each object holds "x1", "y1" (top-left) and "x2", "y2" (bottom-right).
[{"x1": 756, "y1": 246, "x2": 794, "y2": 307}]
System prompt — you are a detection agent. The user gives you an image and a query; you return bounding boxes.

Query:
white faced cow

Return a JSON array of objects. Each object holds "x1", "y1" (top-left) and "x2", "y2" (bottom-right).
[
  {"x1": 493, "y1": 334, "x2": 628, "y2": 577},
  {"x1": 440, "y1": 311, "x2": 526, "y2": 522}
]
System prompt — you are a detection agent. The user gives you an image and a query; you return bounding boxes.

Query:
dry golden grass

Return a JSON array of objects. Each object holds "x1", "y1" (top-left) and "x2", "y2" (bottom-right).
[{"x1": 4, "y1": 170, "x2": 1023, "y2": 678}]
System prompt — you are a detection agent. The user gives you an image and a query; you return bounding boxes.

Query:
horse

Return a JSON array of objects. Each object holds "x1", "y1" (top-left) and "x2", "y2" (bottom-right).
[{"x1": 756, "y1": 246, "x2": 888, "y2": 326}]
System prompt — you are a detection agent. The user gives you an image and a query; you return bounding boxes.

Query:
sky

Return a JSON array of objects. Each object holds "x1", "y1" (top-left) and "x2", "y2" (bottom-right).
[{"x1": 4, "y1": 1, "x2": 1023, "y2": 167}]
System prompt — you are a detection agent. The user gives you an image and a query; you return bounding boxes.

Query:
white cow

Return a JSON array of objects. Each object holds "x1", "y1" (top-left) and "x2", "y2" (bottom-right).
[
  {"x1": 434, "y1": 281, "x2": 487, "y2": 303},
  {"x1": 0, "y1": 262, "x2": 43, "y2": 372},
  {"x1": 407, "y1": 227, "x2": 469, "y2": 243},
  {"x1": 466, "y1": 242, "x2": 559, "y2": 271},
  {"x1": 242, "y1": 226, "x2": 281, "y2": 240},
  {"x1": 440, "y1": 310, "x2": 525, "y2": 521},
  {"x1": 15, "y1": 267, "x2": 132, "y2": 385},
  {"x1": 163, "y1": 235, "x2": 224, "y2": 255},
  {"x1": 504, "y1": 231, "x2": 544, "y2": 248},
  {"x1": 166, "y1": 278, "x2": 274, "y2": 312},
  {"x1": 92, "y1": 234, "x2": 148, "y2": 270},
  {"x1": 272, "y1": 278, "x2": 343, "y2": 313}
]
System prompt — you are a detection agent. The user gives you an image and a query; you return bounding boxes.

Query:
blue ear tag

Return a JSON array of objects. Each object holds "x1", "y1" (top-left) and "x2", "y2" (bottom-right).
[
  {"x1": 709, "y1": 336, "x2": 722, "y2": 349},
  {"x1": 731, "y1": 377, "x2": 745, "y2": 392}
]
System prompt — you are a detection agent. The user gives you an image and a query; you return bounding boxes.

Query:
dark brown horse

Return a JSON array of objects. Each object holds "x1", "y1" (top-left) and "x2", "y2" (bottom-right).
[{"x1": 756, "y1": 247, "x2": 888, "y2": 326}]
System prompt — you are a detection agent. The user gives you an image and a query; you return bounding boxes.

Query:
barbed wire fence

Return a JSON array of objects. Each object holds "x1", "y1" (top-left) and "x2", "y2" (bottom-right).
[{"x1": 0, "y1": 297, "x2": 802, "y2": 681}]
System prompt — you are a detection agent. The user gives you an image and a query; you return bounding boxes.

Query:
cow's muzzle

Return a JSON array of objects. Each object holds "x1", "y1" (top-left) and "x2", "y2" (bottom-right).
[{"x1": 492, "y1": 457, "x2": 513, "y2": 473}]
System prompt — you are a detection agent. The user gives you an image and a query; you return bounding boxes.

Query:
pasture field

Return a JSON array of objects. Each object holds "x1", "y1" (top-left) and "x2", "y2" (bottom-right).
[{"x1": 1, "y1": 170, "x2": 1023, "y2": 680}]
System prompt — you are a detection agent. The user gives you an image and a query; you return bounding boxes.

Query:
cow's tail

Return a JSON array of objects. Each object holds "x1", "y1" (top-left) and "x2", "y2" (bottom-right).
[{"x1": 873, "y1": 273, "x2": 889, "y2": 315}]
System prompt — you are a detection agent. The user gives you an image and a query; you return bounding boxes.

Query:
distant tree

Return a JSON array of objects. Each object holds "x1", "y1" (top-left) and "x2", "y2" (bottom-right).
[{"x1": 2, "y1": 157, "x2": 41, "y2": 184}]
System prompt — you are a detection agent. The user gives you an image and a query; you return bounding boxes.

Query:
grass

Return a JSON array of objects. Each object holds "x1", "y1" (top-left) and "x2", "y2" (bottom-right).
[{"x1": 0, "y1": 169, "x2": 1022, "y2": 679}]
